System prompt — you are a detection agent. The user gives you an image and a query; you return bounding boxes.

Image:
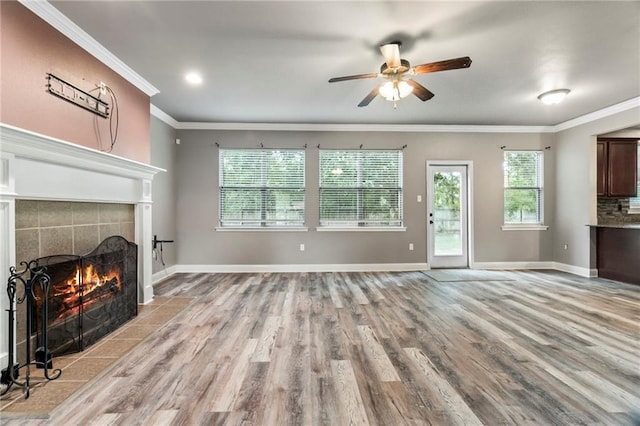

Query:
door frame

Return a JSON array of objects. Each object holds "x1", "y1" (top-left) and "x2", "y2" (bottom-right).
[{"x1": 426, "y1": 161, "x2": 474, "y2": 269}]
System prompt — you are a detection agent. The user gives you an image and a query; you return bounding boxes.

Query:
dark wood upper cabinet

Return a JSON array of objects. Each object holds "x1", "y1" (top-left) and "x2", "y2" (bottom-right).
[
  {"x1": 597, "y1": 141, "x2": 607, "y2": 196},
  {"x1": 597, "y1": 138, "x2": 638, "y2": 197}
]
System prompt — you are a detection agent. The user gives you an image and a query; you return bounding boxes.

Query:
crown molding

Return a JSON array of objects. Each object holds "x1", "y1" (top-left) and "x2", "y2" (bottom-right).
[
  {"x1": 553, "y1": 96, "x2": 640, "y2": 132},
  {"x1": 19, "y1": 0, "x2": 159, "y2": 97},
  {"x1": 149, "y1": 105, "x2": 552, "y2": 133},
  {"x1": 175, "y1": 121, "x2": 552, "y2": 133},
  {"x1": 151, "y1": 97, "x2": 639, "y2": 134},
  {"x1": 150, "y1": 104, "x2": 180, "y2": 129}
]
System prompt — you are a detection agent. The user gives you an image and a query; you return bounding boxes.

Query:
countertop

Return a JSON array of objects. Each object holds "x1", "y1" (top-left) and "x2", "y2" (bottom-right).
[{"x1": 587, "y1": 224, "x2": 640, "y2": 229}]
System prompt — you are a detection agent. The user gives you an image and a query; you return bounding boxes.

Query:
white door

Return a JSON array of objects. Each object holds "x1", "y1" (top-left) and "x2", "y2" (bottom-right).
[{"x1": 427, "y1": 163, "x2": 470, "y2": 268}]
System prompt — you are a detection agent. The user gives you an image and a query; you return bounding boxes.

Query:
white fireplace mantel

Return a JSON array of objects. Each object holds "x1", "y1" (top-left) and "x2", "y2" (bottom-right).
[{"x1": 0, "y1": 123, "x2": 164, "y2": 366}]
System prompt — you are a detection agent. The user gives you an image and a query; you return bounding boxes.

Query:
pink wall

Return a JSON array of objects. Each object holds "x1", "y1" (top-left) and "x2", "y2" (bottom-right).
[{"x1": 0, "y1": 1, "x2": 151, "y2": 163}]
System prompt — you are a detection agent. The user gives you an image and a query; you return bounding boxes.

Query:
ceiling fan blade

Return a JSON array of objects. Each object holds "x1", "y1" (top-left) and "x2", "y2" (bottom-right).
[
  {"x1": 329, "y1": 73, "x2": 379, "y2": 83},
  {"x1": 413, "y1": 56, "x2": 472, "y2": 74},
  {"x1": 358, "y1": 87, "x2": 379, "y2": 107},
  {"x1": 406, "y1": 79, "x2": 435, "y2": 101},
  {"x1": 380, "y1": 43, "x2": 401, "y2": 68}
]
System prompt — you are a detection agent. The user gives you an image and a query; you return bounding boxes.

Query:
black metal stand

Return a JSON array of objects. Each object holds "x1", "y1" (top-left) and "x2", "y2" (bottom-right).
[{"x1": 1, "y1": 261, "x2": 61, "y2": 398}]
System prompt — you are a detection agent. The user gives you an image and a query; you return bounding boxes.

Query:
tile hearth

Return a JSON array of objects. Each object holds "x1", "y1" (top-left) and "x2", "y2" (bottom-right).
[{"x1": 0, "y1": 296, "x2": 193, "y2": 418}]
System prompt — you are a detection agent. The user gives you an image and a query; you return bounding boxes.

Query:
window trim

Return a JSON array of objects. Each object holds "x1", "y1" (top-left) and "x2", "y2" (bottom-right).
[
  {"x1": 316, "y1": 226, "x2": 407, "y2": 232},
  {"x1": 318, "y1": 149, "x2": 404, "y2": 228},
  {"x1": 501, "y1": 224, "x2": 549, "y2": 231},
  {"x1": 218, "y1": 148, "x2": 306, "y2": 228},
  {"x1": 503, "y1": 150, "x2": 545, "y2": 228},
  {"x1": 215, "y1": 226, "x2": 309, "y2": 232}
]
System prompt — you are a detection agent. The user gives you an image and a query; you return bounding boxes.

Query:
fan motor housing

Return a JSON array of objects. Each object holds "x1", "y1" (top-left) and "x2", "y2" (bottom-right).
[{"x1": 381, "y1": 59, "x2": 411, "y2": 75}]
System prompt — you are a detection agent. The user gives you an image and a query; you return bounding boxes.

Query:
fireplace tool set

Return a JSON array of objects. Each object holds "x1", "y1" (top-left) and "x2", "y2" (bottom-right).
[{"x1": 1, "y1": 261, "x2": 61, "y2": 398}]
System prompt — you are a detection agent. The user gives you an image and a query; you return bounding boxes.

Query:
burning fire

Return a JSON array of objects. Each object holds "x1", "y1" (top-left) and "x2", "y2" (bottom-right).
[{"x1": 51, "y1": 264, "x2": 121, "y2": 320}]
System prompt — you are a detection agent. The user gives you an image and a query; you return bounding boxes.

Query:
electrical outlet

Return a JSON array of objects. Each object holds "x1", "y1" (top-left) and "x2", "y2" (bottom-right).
[
  {"x1": 300, "y1": 244, "x2": 305, "y2": 251},
  {"x1": 563, "y1": 244, "x2": 568, "y2": 250},
  {"x1": 417, "y1": 195, "x2": 422, "y2": 203},
  {"x1": 99, "y1": 81, "x2": 107, "y2": 96},
  {"x1": 409, "y1": 243, "x2": 414, "y2": 251}
]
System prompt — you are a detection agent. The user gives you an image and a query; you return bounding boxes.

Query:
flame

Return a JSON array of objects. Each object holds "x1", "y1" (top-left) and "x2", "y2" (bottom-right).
[{"x1": 52, "y1": 264, "x2": 121, "y2": 320}]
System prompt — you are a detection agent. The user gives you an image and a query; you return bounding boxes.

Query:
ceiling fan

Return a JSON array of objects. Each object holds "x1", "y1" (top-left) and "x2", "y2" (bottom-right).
[{"x1": 328, "y1": 42, "x2": 472, "y2": 107}]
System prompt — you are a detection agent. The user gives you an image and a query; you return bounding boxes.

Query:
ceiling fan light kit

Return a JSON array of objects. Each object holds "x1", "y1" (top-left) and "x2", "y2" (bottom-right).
[
  {"x1": 379, "y1": 80, "x2": 414, "y2": 101},
  {"x1": 538, "y1": 89, "x2": 570, "y2": 105},
  {"x1": 328, "y1": 42, "x2": 471, "y2": 107}
]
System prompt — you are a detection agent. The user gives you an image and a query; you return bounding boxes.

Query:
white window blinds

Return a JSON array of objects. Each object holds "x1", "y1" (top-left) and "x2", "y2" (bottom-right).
[
  {"x1": 319, "y1": 150, "x2": 403, "y2": 227},
  {"x1": 504, "y1": 151, "x2": 544, "y2": 224},
  {"x1": 219, "y1": 149, "x2": 305, "y2": 227}
]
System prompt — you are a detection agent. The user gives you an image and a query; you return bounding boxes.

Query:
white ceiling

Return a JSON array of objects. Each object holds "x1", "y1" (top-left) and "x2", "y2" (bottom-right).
[{"x1": 49, "y1": 1, "x2": 640, "y2": 126}]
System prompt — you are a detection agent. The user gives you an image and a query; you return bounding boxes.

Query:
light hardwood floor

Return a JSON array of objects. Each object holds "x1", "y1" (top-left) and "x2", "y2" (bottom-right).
[{"x1": 3, "y1": 270, "x2": 639, "y2": 425}]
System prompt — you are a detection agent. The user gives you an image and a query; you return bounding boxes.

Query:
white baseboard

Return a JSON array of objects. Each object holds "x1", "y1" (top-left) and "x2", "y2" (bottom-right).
[
  {"x1": 471, "y1": 261, "x2": 596, "y2": 278},
  {"x1": 471, "y1": 261, "x2": 555, "y2": 270},
  {"x1": 151, "y1": 261, "x2": 595, "y2": 283},
  {"x1": 175, "y1": 263, "x2": 429, "y2": 274},
  {"x1": 151, "y1": 265, "x2": 178, "y2": 285},
  {"x1": 552, "y1": 262, "x2": 598, "y2": 278}
]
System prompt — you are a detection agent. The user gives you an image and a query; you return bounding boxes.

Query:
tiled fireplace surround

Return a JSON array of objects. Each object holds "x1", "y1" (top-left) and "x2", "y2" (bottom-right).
[
  {"x1": 0, "y1": 124, "x2": 163, "y2": 367},
  {"x1": 15, "y1": 201, "x2": 135, "y2": 266}
]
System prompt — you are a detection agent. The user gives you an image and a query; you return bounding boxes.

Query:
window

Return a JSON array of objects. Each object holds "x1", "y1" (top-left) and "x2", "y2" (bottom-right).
[
  {"x1": 629, "y1": 142, "x2": 640, "y2": 213},
  {"x1": 503, "y1": 150, "x2": 544, "y2": 226},
  {"x1": 219, "y1": 149, "x2": 305, "y2": 227},
  {"x1": 319, "y1": 150, "x2": 403, "y2": 227}
]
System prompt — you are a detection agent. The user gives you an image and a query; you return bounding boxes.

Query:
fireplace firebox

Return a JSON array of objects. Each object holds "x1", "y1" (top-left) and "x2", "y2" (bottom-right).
[{"x1": 33, "y1": 236, "x2": 138, "y2": 356}]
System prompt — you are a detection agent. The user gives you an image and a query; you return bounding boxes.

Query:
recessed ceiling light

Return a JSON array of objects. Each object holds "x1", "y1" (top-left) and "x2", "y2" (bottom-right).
[
  {"x1": 185, "y1": 72, "x2": 203, "y2": 85},
  {"x1": 538, "y1": 89, "x2": 570, "y2": 105}
]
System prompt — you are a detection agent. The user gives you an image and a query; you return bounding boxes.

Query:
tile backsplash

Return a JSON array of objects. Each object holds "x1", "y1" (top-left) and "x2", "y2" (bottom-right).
[{"x1": 596, "y1": 197, "x2": 640, "y2": 225}]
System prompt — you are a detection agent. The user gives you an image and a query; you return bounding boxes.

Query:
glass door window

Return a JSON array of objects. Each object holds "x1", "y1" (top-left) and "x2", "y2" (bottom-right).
[{"x1": 433, "y1": 171, "x2": 463, "y2": 256}]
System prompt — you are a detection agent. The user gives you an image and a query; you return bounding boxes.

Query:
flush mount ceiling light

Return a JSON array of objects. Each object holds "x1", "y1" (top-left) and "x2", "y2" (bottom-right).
[
  {"x1": 538, "y1": 89, "x2": 570, "y2": 105},
  {"x1": 184, "y1": 71, "x2": 203, "y2": 85}
]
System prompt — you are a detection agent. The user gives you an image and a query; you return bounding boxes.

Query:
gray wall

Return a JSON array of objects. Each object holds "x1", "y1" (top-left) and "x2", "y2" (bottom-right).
[
  {"x1": 601, "y1": 128, "x2": 640, "y2": 138},
  {"x1": 553, "y1": 107, "x2": 640, "y2": 270},
  {"x1": 175, "y1": 129, "x2": 554, "y2": 266},
  {"x1": 150, "y1": 116, "x2": 178, "y2": 273}
]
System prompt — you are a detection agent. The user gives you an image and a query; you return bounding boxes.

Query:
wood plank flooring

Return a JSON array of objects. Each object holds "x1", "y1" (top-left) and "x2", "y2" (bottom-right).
[{"x1": 3, "y1": 270, "x2": 639, "y2": 425}]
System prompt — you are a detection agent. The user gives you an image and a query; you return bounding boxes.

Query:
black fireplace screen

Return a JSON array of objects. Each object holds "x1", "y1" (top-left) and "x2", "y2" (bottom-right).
[{"x1": 33, "y1": 236, "x2": 137, "y2": 356}]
